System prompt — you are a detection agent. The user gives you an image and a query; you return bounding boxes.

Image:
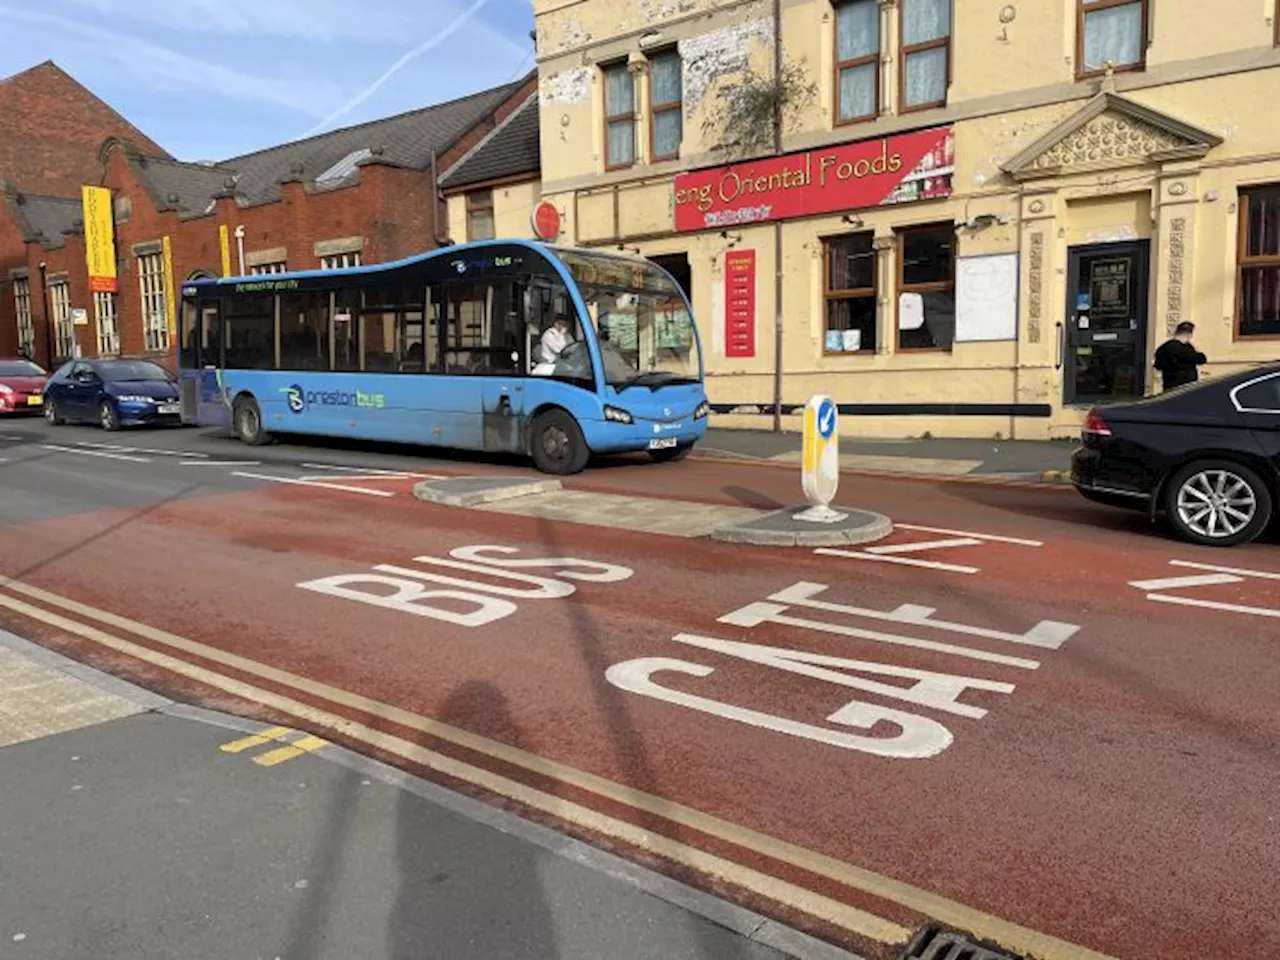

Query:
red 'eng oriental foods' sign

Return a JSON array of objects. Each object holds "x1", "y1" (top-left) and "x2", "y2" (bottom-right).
[{"x1": 673, "y1": 125, "x2": 954, "y2": 232}]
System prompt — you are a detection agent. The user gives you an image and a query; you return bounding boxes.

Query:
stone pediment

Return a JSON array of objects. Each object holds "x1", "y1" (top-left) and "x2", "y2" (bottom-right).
[{"x1": 1002, "y1": 93, "x2": 1222, "y2": 182}]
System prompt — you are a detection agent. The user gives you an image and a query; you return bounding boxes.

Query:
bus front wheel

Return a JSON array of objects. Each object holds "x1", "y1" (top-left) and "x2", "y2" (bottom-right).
[
  {"x1": 530, "y1": 409, "x2": 589, "y2": 475},
  {"x1": 233, "y1": 396, "x2": 272, "y2": 446}
]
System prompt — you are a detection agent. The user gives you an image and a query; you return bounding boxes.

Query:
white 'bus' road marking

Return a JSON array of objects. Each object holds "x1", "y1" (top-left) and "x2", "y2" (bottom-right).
[
  {"x1": 231, "y1": 471, "x2": 395, "y2": 497},
  {"x1": 893, "y1": 523, "x2": 1044, "y2": 547},
  {"x1": 814, "y1": 548, "x2": 980, "y2": 575},
  {"x1": 42, "y1": 444, "x2": 150, "y2": 463},
  {"x1": 75, "y1": 441, "x2": 207, "y2": 458}
]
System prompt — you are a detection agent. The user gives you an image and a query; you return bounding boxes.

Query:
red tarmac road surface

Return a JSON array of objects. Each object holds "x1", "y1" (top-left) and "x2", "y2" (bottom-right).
[{"x1": 2, "y1": 455, "x2": 1278, "y2": 959}]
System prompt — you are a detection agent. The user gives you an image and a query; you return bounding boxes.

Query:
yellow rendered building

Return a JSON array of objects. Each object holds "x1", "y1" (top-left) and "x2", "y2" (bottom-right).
[{"x1": 504, "y1": 0, "x2": 1280, "y2": 438}]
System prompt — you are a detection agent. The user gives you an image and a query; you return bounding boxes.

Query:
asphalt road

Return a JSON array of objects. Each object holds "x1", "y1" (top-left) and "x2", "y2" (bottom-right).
[{"x1": 1, "y1": 416, "x2": 1277, "y2": 960}]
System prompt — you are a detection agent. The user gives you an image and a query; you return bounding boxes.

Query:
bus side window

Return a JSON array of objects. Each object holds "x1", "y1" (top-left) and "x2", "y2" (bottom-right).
[
  {"x1": 280, "y1": 291, "x2": 330, "y2": 371},
  {"x1": 180, "y1": 300, "x2": 198, "y2": 369},
  {"x1": 223, "y1": 294, "x2": 275, "y2": 370}
]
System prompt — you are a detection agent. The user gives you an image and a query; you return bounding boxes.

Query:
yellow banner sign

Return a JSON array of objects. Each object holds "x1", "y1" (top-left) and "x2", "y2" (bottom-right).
[
  {"x1": 162, "y1": 235, "x2": 177, "y2": 341},
  {"x1": 219, "y1": 224, "x2": 232, "y2": 277},
  {"x1": 81, "y1": 185, "x2": 117, "y2": 293}
]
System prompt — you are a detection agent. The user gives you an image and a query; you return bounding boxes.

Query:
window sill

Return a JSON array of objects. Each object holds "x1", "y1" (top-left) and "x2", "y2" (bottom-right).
[
  {"x1": 822, "y1": 348, "x2": 878, "y2": 357},
  {"x1": 1076, "y1": 61, "x2": 1145, "y2": 83}
]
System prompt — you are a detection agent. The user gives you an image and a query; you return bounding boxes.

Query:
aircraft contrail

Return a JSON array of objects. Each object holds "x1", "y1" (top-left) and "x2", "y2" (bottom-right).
[{"x1": 298, "y1": 0, "x2": 490, "y2": 139}]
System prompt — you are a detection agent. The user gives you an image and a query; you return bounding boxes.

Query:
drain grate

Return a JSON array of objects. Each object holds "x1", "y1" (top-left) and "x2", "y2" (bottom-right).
[{"x1": 899, "y1": 924, "x2": 1030, "y2": 960}]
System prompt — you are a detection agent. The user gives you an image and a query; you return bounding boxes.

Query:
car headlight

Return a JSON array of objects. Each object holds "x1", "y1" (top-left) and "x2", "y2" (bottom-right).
[
  {"x1": 693, "y1": 401, "x2": 710, "y2": 420},
  {"x1": 603, "y1": 405, "x2": 633, "y2": 424},
  {"x1": 0, "y1": 384, "x2": 12, "y2": 395}
]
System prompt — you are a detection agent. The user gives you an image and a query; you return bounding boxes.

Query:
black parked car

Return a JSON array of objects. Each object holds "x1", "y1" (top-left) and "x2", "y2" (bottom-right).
[{"x1": 1072, "y1": 363, "x2": 1280, "y2": 547}]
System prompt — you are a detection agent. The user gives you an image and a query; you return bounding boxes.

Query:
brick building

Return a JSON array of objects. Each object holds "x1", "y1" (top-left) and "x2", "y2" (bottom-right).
[
  {"x1": 1, "y1": 61, "x2": 536, "y2": 369},
  {"x1": 0, "y1": 61, "x2": 171, "y2": 359}
]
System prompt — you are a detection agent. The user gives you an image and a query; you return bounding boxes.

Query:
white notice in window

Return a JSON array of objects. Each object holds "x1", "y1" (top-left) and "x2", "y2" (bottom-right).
[{"x1": 899, "y1": 292, "x2": 925, "y2": 331}]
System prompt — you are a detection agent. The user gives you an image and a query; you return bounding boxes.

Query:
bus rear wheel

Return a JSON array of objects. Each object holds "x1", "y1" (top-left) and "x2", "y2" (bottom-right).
[
  {"x1": 233, "y1": 396, "x2": 272, "y2": 446},
  {"x1": 530, "y1": 409, "x2": 589, "y2": 475}
]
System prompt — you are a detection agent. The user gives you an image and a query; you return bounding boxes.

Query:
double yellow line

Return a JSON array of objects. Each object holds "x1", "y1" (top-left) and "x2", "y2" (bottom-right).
[
  {"x1": 219, "y1": 725, "x2": 328, "y2": 767},
  {"x1": 0, "y1": 575, "x2": 1114, "y2": 960}
]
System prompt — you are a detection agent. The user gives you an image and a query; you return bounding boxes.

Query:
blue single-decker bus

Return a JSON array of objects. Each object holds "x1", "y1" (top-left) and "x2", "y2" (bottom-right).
[{"x1": 177, "y1": 240, "x2": 709, "y2": 474}]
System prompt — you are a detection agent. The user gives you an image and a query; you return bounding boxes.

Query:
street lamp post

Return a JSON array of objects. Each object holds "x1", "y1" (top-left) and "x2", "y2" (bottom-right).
[{"x1": 37, "y1": 261, "x2": 53, "y2": 369}]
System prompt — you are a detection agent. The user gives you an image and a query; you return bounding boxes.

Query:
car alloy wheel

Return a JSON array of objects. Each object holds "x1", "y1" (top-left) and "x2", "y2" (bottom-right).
[
  {"x1": 1166, "y1": 459, "x2": 1272, "y2": 547},
  {"x1": 1176, "y1": 469, "x2": 1257, "y2": 540}
]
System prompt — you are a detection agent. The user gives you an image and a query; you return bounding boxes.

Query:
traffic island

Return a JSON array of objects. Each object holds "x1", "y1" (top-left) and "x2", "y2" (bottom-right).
[
  {"x1": 412, "y1": 476, "x2": 894, "y2": 548},
  {"x1": 708, "y1": 505, "x2": 892, "y2": 547},
  {"x1": 414, "y1": 476, "x2": 563, "y2": 507}
]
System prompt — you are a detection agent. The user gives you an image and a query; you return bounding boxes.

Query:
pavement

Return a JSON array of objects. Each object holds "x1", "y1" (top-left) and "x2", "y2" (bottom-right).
[
  {"x1": 1, "y1": 417, "x2": 1278, "y2": 960},
  {"x1": 0, "y1": 630, "x2": 837, "y2": 960},
  {"x1": 697, "y1": 428, "x2": 1077, "y2": 482}
]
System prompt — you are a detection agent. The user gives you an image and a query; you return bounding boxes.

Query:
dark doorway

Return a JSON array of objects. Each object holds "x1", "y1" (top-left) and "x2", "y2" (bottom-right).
[
  {"x1": 1064, "y1": 240, "x2": 1150, "y2": 406},
  {"x1": 649, "y1": 253, "x2": 691, "y2": 301}
]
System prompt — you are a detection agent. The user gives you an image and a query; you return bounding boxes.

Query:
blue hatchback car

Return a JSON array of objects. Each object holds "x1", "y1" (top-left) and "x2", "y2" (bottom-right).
[{"x1": 43, "y1": 357, "x2": 182, "y2": 431}]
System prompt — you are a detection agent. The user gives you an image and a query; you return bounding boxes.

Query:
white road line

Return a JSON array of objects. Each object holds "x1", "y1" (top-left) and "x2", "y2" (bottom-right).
[
  {"x1": 180, "y1": 460, "x2": 262, "y2": 466},
  {"x1": 893, "y1": 523, "x2": 1044, "y2": 547},
  {"x1": 1128, "y1": 573, "x2": 1243, "y2": 592},
  {"x1": 1168, "y1": 559, "x2": 1280, "y2": 581},
  {"x1": 814, "y1": 548, "x2": 980, "y2": 575},
  {"x1": 864, "y1": 537, "x2": 984, "y2": 556},
  {"x1": 41, "y1": 444, "x2": 150, "y2": 463},
  {"x1": 1, "y1": 434, "x2": 23, "y2": 440},
  {"x1": 301, "y1": 473, "x2": 441, "y2": 483},
  {"x1": 299, "y1": 462, "x2": 424, "y2": 476},
  {"x1": 75, "y1": 441, "x2": 207, "y2": 459},
  {"x1": 1148, "y1": 594, "x2": 1280, "y2": 619},
  {"x1": 230, "y1": 471, "x2": 395, "y2": 497}
]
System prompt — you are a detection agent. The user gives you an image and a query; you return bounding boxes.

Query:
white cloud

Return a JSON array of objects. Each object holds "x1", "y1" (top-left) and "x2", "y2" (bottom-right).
[
  {"x1": 42, "y1": 0, "x2": 527, "y2": 49},
  {"x1": 299, "y1": 0, "x2": 501, "y2": 138},
  {"x1": 0, "y1": 6, "x2": 343, "y2": 117}
]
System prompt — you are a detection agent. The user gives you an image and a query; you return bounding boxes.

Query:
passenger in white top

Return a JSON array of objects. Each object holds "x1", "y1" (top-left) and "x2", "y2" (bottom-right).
[{"x1": 540, "y1": 315, "x2": 574, "y2": 364}]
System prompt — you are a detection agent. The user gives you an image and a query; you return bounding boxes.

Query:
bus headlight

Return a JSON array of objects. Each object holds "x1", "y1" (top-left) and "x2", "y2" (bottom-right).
[
  {"x1": 693, "y1": 401, "x2": 710, "y2": 420},
  {"x1": 603, "y1": 405, "x2": 633, "y2": 424}
]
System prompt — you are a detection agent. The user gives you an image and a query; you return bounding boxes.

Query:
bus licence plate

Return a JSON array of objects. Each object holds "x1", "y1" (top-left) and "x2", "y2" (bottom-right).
[{"x1": 648, "y1": 437, "x2": 678, "y2": 450}]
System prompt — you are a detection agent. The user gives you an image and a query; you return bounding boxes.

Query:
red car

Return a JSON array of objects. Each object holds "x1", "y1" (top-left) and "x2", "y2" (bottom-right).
[{"x1": 0, "y1": 358, "x2": 49, "y2": 415}]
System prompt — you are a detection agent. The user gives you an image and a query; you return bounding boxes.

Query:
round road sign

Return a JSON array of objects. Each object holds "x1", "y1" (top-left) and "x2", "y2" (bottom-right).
[
  {"x1": 817, "y1": 398, "x2": 837, "y2": 439},
  {"x1": 532, "y1": 201, "x2": 561, "y2": 241}
]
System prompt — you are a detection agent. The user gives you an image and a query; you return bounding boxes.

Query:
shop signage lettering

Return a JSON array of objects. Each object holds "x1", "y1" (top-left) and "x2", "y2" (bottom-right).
[
  {"x1": 724, "y1": 250, "x2": 756, "y2": 358},
  {"x1": 673, "y1": 126, "x2": 954, "y2": 233}
]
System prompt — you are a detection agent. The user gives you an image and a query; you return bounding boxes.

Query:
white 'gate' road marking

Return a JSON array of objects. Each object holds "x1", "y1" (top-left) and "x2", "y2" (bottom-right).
[
  {"x1": 814, "y1": 548, "x2": 981, "y2": 575},
  {"x1": 1128, "y1": 560, "x2": 1280, "y2": 620},
  {"x1": 299, "y1": 462, "x2": 438, "y2": 477},
  {"x1": 815, "y1": 521, "x2": 1047, "y2": 576},
  {"x1": 74, "y1": 441, "x2": 207, "y2": 458},
  {"x1": 864, "y1": 537, "x2": 985, "y2": 556},
  {"x1": 893, "y1": 523, "x2": 1044, "y2": 547},
  {"x1": 180, "y1": 460, "x2": 262, "y2": 467},
  {"x1": 42, "y1": 444, "x2": 150, "y2": 463},
  {"x1": 230, "y1": 471, "x2": 395, "y2": 497},
  {"x1": 1168, "y1": 559, "x2": 1280, "y2": 580},
  {"x1": 1127, "y1": 573, "x2": 1243, "y2": 592}
]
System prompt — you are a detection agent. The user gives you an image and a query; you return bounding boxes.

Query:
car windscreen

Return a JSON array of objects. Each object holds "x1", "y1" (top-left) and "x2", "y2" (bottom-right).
[
  {"x1": 101, "y1": 360, "x2": 173, "y2": 382},
  {"x1": 0, "y1": 360, "x2": 46, "y2": 376}
]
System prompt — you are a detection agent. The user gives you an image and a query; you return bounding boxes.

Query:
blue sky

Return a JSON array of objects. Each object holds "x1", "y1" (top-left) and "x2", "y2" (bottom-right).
[{"x1": 0, "y1": 0, "x2": 535, "y2": 161}]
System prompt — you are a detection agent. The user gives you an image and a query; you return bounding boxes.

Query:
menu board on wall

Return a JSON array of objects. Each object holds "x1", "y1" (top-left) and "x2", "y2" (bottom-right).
[{"x1": 724, "y1": 250, "x2": 756, "y2": 358}]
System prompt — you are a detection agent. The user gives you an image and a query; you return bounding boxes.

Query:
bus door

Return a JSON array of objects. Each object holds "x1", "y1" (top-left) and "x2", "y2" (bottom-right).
[{"x1": 479, "y1": 280, "x2": 531, "y2": 454}]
